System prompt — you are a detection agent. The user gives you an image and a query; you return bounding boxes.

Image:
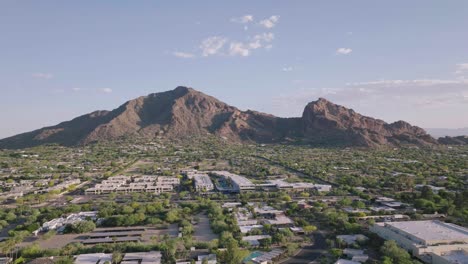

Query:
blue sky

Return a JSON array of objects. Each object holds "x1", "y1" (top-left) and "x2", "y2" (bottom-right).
[{"x1": 1, "y1": 1, "x2": 468, "y2": 138}]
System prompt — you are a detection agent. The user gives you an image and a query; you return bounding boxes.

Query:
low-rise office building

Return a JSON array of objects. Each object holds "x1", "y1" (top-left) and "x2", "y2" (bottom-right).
[
  {"x1": 85, "y1": 175, "x2": 179, "y2": 195},
  {"x1": 211, "y1": 171, "x2": 256, "y2": 192},
  {"x1": 370, "y1": 220, "x2": 468, "y2": 264},
  {"x1": 193, "y1": 173, "x2": 214, "y2": 192}
]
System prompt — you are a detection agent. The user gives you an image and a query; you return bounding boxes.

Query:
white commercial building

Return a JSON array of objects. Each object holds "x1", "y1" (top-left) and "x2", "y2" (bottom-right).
[
  {"x1": 85, "y1": 175, "x2": 179, "y2": 195},
  {"x1": 211, "y1": 171, "x2": 255, "y2": 192},
  {"x1": 370, "y1": 220, "x2": 468, "y2": 264},
  {"x1": 193, "y1": 174, "x2": 214, "y2": 192},
  {"x1": 267, "y1": 179, "x2": 332, "y2": 192}
]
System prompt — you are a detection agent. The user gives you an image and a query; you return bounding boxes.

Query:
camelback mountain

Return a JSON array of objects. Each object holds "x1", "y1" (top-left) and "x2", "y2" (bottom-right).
[{"x1": 0, "y1": 86, "x2": 437, "y2": 149}]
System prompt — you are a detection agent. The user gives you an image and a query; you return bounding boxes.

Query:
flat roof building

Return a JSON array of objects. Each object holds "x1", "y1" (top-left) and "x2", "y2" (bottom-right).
[
  {"x1": 430, "y1": 250, "x2": 468, "y2": 264},
  {"x1": 211, "y1": 171, "x2": 255, "y2": 192},
  {"x1": 121, "y1": 251, "x2": 162, "y2": 264},
  {"x1": 75, "y1": 253, "x2": 112, "y2": 264},
  {"x1": 371, "y1": 220, "x2": 468, "y2": 264},
  {"x1": 193, "y1": 174, "x2": 214, "y2": 192},
  {"x1": 85, "y1": 175, "x2": 179, "y2": 195}
]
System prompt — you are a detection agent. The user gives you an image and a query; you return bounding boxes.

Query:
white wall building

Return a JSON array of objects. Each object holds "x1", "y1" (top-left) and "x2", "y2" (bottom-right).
[
  {"x1": 85, "y1": 175, "x2": 179, "y2": 195},
  {"x1": 370, "y1": 220, "x2": 468, "y2": 264},
  {"x1": 193, "y1": 174, "x2": 214, "y2": 192},
  {"x1": 211, "y1": 171, "x2": 255, "y2": 192}
]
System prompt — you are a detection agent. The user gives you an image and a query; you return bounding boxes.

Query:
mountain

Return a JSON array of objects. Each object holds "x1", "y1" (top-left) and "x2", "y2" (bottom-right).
[
  {"x1": 425, "y1": 127, "x2": 468, "y2": 138},
  {"x1": 0, "y1": 86, "x2": 437, "y2": 149},
  {"x1": 437, "y1": 136, "x2": 468, "y2": 145}
]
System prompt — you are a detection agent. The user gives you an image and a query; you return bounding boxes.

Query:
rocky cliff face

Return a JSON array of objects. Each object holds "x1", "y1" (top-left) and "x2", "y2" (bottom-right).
[
  {"x1": 0, "y1": 86, "x2": 437, "y2": 149},
  {"x1": 301, "y1": 98, "x2": 437, "y2": 146}
]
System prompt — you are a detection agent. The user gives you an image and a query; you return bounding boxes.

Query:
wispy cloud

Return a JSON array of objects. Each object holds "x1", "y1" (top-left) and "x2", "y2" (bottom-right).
[
  {"x1": 346, "y1": 79, "x2": 468, "y2": 87},
  {"x1": 231, "y1": 15, "x2": 253, "y2": 24},
  {"x1": 200, "y1": 36, "x2": 227, "y2": 57},
  {"x1": 228, "y1": 33, "x2": 275, "y2": 57},
  {"x1": 336, "y1": 48, "x2": 352, "y2": 55},
  {"x1": 455, "y1": 63, "x2": 468, "y2": 74},
  {"x1": 173, "y1": 51, "x2": 195, "y2": 58},
  {"x1": 259, "y1": 15, "x2": 280, "y2": 29},
  {"x1": 71, "y1": 87, "x2": 81, "y2": 92},
  {"x1": 282, "y1": 66, "x2": 293, "y2": 72},
  {"x1": 181, "y1": 15, "x2": 279, "y2": 58},
  {"x1": 32, "y1": 72, "x2": 54, "y2": 79},
  {"x1": 273, "y1": 78, "x2": 468, "y2": 115},
  {"x1": 229, "y1": 42, "x2": 250, "y2": 57},
  {"x1": 100, "y1": 88, "x2": 113, "y2": 94}
]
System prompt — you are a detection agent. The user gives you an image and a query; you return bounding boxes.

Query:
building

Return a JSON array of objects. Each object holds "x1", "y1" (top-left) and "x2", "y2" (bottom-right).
[
  {"x1": 266, "y1": 179, "x2": 332, "y2": 192},
  {"x1": 121, "y1": 251, "x2": 162, "y2": 264},
  {"x1": 415, "y1": 185, "x2": 446, "y2": 193},
  {"x1": 85, "y1": 175, "x2": 179, "y2": 195},
  {"x1": 0, "y1": 258, "x2": 12, "y2": 264},
  {"x1": 194, "y1": 174, "x2": 214, "y2": 192},
  {"x1": 430, "y1": 250, "x2": 468, "y2": 264},
  {"x1": 343, "y1": 249, "x2": 369, "y2": 263},
  {"x1": 370, "y1": 220, "x2": 468, "y2": 264},
  {"x1": 211, "y1": 171, "x2": 255, "y2": 192},
  {"x1": 39, "y1": 211, "x2": 98, "y2": 233},
  {"x1": 244, "y1": 249, "x2": 284, "y2": 264},
  {"x1": 336, "y1": 234, "x2": 368, "y2": 245},
  {"x1": 75, "y1": 253, "x2": 112, "y2": 264},
  {"x1": 75, "y1": 252, "x2": 161, "y2": 264},
  {"x1": 176, "y1": 253, "x2": 217, "y2": 264},
  {"x1": 242, "y1": 235, "x2": 272, "y2": 247},
  {"x1": 335, "y1": 259, "x2": 361, "y2": 264}
]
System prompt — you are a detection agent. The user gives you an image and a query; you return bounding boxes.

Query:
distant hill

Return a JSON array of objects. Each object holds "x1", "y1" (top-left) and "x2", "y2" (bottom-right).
[
  {"x1": 425, "y1": 127, "x2": 468, "y2": 138},
  {"x1": 437, "y1": 136, "x2": 468, "y2": 145},
  {"x1": 0, "y1": 86, "x2": 437, "y2": 149}
]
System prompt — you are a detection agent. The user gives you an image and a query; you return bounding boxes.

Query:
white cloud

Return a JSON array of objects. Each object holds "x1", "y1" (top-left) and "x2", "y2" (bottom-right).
[
  {"x1": 32, "y1": 73, "x2": 54, "y2": 79},
  {"x1": 271, "y1": 64, "x2": 468, "y2": 128},
  {"x1": 282, "y1": 67, "x2": 293, "y2": 72},
  {"x1": 259, "y1": 15, "x2": 280, "y2": 29},
  {"x1": 455, "y1": 63, "x2": 468, "y2": 74},
  {"x1": 100, "y1": 88, "x2": 113, "y2": 94},
  {"x1": 248, "y1": 40, "x2": 262, "y2": 49},
  {"x1": 336, "y1": 48, "x2": 352, "y2": 55},
  {"x1": 200, "y1": 36, "x2": 227, "y2": 57},
  {"x1": 227, "y1": 33, "x2": 275, "y2": 57},
  {"x1": 231, "y1": 15, "x2": 253, "y2": 24},
  {"x1": 275, "y1": 78, "x2": 468, "y2": 111},
  {"x1": 229, "y1": 42, "x2": 250, "y2": 57},
  {"x1": 71, "y1": 87, "x2": 81, "y2": 92},
  {"x1": 173, "y1": 51, "x2": 195, "y2": 58},
  {"x1": 254, "y1": 32, "x2": 274, "y2": 42}
]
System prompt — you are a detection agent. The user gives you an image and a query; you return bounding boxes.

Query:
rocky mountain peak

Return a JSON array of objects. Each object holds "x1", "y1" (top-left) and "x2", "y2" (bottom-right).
[{"x1": 0, "y1": 87, "x2": 438, "y2": 149}]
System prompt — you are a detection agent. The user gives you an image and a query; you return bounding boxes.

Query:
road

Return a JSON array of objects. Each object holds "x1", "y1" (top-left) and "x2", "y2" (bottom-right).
[{"x1": 281, "y1": 231, "x2": 327, "y2": 264}]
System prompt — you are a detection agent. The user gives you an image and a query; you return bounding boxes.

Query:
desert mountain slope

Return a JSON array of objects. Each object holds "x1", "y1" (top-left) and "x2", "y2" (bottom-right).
[{"x1": 0, "y1": 86, "x2": 437, "y2": 148}]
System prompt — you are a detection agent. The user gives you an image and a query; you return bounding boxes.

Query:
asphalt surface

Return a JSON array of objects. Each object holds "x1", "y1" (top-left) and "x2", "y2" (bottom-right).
[{"x1": 281, "y1": 231, "x2": 327, "y2": 264}]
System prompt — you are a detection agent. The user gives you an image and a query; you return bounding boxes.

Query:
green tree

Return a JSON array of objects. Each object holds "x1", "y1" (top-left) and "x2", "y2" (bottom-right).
[
  {"x1": 303, "y1": 225, "x2": 317, "y2": 234},
  {"x1": 380, "y1": 240, "x2": 413, "y2": 264},
  {"x1": 421, "y1": 186, "x2": 434, "y2": 201},
  {"x1": 65, "y1": 220, "x2": 95, "y2": 234}
]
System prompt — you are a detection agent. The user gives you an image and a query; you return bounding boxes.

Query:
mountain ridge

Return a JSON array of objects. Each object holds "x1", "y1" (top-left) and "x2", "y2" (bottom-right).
[{"x1": 0, "y1": 86, "x2": 437, "y2": 149}]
